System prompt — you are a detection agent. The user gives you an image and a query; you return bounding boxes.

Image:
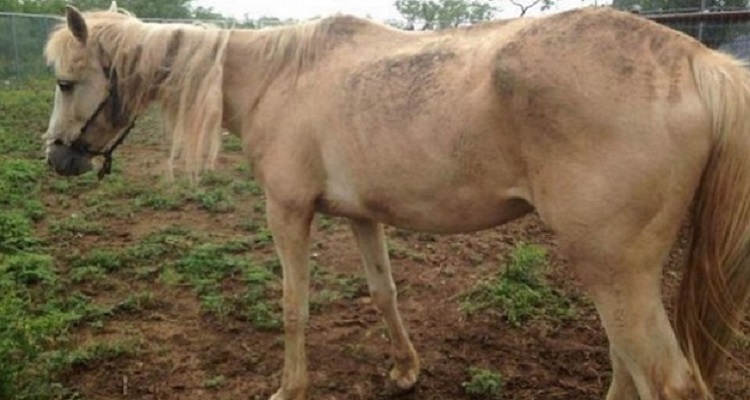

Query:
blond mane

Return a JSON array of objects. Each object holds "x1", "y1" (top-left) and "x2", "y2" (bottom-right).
[
  {"x1": 45, "y1": 8, "x2": 230, "y2": 179},
  {"x1": 43, "y1": 9, "x2": 390, "y2": 179},
  {"x1": 246, "y1": 15, "x2": 387, "y2": 81}
]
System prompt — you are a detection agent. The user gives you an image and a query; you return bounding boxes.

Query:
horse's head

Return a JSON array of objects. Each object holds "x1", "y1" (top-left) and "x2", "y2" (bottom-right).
[{"x1": 44, "y1": 3, "x2": 133, "y2": 178}]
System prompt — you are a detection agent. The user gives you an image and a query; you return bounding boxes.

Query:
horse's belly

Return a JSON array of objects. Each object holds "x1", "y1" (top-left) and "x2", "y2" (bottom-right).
[{"x1": 317, "y1": 185, "x2": 533, "y2": 234}]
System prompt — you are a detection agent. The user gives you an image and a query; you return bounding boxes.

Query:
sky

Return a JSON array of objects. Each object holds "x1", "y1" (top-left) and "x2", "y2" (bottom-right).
[{"x1": 193, "y1": 0, "x2": 612, "y2": 23}]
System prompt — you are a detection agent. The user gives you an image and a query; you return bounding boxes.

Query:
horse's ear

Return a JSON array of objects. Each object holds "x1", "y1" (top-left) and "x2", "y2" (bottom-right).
[
  {"x1": 65, "y1": 5, "x2": 88, "y2": 44},
  {"x1": 109, "y1": 1, "x2": 118, "y2": 12}
]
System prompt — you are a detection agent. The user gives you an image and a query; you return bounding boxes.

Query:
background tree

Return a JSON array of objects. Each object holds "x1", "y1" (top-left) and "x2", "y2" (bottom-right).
[
  {"x1": 508, "y1": 0, "x2": 555, "y2": 16},
  {"x1": 394, "y1": 0, "x2": 501, "y2": 30}
]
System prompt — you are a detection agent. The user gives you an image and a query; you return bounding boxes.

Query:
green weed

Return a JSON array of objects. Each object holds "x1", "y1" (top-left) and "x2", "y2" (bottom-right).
[
  {"x1": 462, "y1": 367, "x2": 504, "y2": 398},
  {"x1": 204, "y1": 374, "x2": 226, "y2": 389},
  {"x1": 460, "y1": 243, "x2": 575, "y2": 326},
  {"x1": 69, "y1": 249, "x2": 127, "y2": 273},
  {"x1": 49, "y1": 215, "x2": 104, "y2": 238}
]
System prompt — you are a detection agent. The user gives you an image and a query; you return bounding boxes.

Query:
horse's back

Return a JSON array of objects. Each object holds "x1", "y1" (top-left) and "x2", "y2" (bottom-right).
[{"x1": 256, "y1": 8, "x2": 713, "y2": 235}]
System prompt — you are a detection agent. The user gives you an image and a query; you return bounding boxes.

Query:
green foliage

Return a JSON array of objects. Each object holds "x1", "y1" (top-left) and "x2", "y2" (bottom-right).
[
  {"x1": 461, "y1": 243, "x2": 575, "y2": 326},
  {"x1": 204, "y1": 375, "x2": 226, "y2": 389},
  {"x1": 394, "y1": 0, "x2": 502, "y2": 30},
  {"x1": 0, "y1": 248, "x2": 96, "y2": 399},
  {"x1": 49, "y1": 215, "x2": 104, "y2": 237},
  {"x1": 462, "y1": 367, "x2": 504, "y2": 398},
  {"x1": 0, "y1": 74, "x2": 147, "y2": 400},
  {"x1": 69, "y1": 249, "x2": 127, "y2": 273},
  {"x1": 0, "y1": 212, "x2": 38, "y2": 253}
]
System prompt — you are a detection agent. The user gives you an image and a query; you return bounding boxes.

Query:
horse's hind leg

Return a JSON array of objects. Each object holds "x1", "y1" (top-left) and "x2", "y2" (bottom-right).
[
  {"x1": 550, "y1": 204, "x2": 707, "y2": 400},
  {"x1": 350, "y1": 218, "x2": 420, "y2": 391},
  {"x1": 607, "y1": 348, "x2": 638, "y2": 400}
]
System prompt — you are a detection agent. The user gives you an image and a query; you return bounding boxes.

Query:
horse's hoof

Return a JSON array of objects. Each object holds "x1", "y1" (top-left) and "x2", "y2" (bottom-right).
[
  {"x1": 389, "y1": 367, "x2": 419, "y2": 393},
  {"x1": 269, "y1": 388, "x2": 306, "y2": 400}
]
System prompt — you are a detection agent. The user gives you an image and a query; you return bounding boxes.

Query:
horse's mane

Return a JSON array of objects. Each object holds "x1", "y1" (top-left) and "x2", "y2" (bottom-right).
[
  {"x1": 45, "y1": 8, "x2": 230, "y2": 179},
  {"x1": 43, "y1": 9, "x2": 388, "y2": 178},
  {"x1": 245, "y1": 14, "x2": 388, "y2": 81}
]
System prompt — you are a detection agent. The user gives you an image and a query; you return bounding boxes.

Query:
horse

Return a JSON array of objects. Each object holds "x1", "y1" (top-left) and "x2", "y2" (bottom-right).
[{"x1": 42, "y1": 3, "x2": 750, "y2": 399}]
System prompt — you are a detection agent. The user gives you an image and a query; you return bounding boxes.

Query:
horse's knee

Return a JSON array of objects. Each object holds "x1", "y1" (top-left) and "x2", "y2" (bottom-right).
[{"x1": 370, "y1": 285, "x2": 397, "y2": 310}]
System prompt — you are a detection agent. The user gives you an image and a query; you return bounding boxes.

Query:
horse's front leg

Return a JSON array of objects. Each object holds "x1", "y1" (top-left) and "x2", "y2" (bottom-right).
[
  {"x1": 267, "y1": 197, "x2": 313, "y2": 400},
  {"x1": 349, "y1": 218, "x2": 420, "y2": 391}
]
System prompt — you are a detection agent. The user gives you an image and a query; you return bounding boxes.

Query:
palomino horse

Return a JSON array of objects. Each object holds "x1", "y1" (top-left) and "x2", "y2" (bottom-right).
[{"x1": 43, "y1": 3, "x2": 749, "y2": 399}]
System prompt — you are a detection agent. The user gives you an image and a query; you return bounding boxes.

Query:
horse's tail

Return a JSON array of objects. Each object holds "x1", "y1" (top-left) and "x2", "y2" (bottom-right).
[{"x1": 676, "y1": 49, "x2": 750, "y2": 390}]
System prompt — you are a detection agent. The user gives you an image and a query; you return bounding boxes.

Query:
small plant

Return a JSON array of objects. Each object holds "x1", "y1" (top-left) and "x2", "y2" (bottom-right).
[
  {"x1": 236, "y1": 264, "x2": 280, "y2": 330},
  {"x1": 460, "y1": 243, "x2": 575, "y2": 326},
  {"x1": 192, "y1": 188, "x2": 235, "y2": 213},
  {"x1": 204, "y1": 375, "x2": 226, "y2": 389},
  {"x1": 134, "y1": 191, "x2": 185, "y2": 211},
  {"x1": 49, "y1": 215, "x2": 104, "y2": 237},
  {"x1": 462, "y1": 367, "x2": 504, "y2": 398},
  {"x1": 0, "y1": 212, "x2": 38, "y2": 253},
  {"x1": 69, "y1": 249, "x2": 127, "y2": 273},
  {"x1": 113, "y1": 292, "x2": 157, "y2": 314},
  {"x1": 62, "y1": 340, "x2": 141, "y2": 369}
]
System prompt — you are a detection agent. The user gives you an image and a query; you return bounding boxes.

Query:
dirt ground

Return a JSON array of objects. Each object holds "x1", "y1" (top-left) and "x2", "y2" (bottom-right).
[{"x1": 53, "y1": 139, "x2": 749, "y2": 400}]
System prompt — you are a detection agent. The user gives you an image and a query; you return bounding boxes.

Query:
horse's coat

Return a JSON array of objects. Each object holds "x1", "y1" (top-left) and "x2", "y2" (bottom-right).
[{"x1": 43, "y1": 4, "x2": 750, "y2": 400}]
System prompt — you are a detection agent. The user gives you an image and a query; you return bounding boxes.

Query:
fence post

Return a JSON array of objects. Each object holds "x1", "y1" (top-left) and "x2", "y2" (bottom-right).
[
  {"x1": 698, "y1": 0, "x2": 707, "y2": 41},
  {"x1": 10, "y1": 14, "x2": 21, "y2": 78}
]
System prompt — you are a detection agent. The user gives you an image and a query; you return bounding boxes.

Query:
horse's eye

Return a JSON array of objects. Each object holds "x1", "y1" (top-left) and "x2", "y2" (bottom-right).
[{"x1": 57, "y1": 80, "x2": 74, "y2": 93}]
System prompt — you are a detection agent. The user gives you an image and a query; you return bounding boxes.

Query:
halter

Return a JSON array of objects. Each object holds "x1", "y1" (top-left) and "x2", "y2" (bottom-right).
[{"x1": 67, "y1": 66, "x2": 137, "y2": 180}]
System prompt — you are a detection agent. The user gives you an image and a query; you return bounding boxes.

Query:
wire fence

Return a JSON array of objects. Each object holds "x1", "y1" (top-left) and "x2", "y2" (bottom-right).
[
  {"x1": 0, "y1": 12, "x2": 235, "y2": 81},
  {"x1": 0, "y1": 12, "x2": 60, "y2": 80},
  {"x1": 2, "y1": 9, "x2": 750, "y2": 81}
]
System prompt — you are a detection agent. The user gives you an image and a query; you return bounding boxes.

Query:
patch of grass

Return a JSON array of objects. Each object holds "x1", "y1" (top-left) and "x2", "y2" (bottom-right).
[
  {"x1": 134, "y1": 190, "x2": 186, "y2": 211},
  {"x1": 0, "y1": 212, "x2": 40, "y2": 254},
  {"x1": 192, "y1": 187, "x2": 235, "y2": 213},
  {"x1": 69, "y1": 249, "x2": 127, "y2": 273},
  {"x1": 460, "y1": 243, "x2": 575, "y2": 327},
  {"x1": 462, "y1": 367, "x2": 504, "y2": 398},
  {"x1": 70, "y1": 266, "x2": 106, "y2": 284},
  {"x1": 61, "y1": 339, "x2": 141, "y2": 370},
  {"x1": 222, "y1": 134, "x2": 243, "y2": 152},
  {"x1": 204, "y1": 374, "x2": 226, "y2": 390},
  {"x1": 235, "y1": 263, "x2": 280, "y2": 330},
  {"x1": 1, "y1": 254, "x2": 56, "y2": 286},
  {"x1": 49, "y1": 215, "x2": 104, "y2": 238},
  {"x1": 0, "y1": 78, "x2": 55, "y2": 158},
  {"x1": 251, "y1": 226, "x2": 274, "y2": 247},
  {"x1": 0, "y1": 255, "x2": 94, "y2": 399},
  {"x1": 0, "y1": 158, "x2": 46, "y2": 221},
  {"x1": 158, "y1": 266, "x2": 183, "y2": 286},
  {"x1": 0, "y1": 77, "x2": 109, "y2": 399},
  {"x1": 230, "y1": 179, "x2": 262, "y2": 196},
  {"x1": 163, "y1": 241, "x2": 280, "y2": 328},
  {"x1": 112, "y1": 292, "x2": 158, "y2": 315}
]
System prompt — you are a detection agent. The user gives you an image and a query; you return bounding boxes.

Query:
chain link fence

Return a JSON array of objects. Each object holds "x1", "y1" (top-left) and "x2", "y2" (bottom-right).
[
  {"x1": 3, "y1": 9, "x2": 750, "y2": 81},
  {"x1": 0, "y1": 12, "x2": 60, "y2": 80},
  {"x1": 643, "y1": 9, "x2": 750, "y2": 58},
  {"x1": 0, "y1": 12, "x2": 234, "y2": 81}
]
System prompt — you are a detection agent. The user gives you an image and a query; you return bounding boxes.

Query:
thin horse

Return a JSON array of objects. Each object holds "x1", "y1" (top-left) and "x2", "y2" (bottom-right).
[{"x1": 43, "y1": 3, "x2": 750, "y2": 400}]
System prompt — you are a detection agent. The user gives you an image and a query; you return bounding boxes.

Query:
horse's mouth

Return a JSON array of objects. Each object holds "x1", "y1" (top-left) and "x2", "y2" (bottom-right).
[{"x1": 47, "y1": 141, "x2": 94, "y2": 176}]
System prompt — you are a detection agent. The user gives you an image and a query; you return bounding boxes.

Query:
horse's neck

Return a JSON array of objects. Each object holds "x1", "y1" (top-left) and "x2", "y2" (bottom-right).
[{"x1": 220, "y1": 28, "x2": 290, "y2": 136}]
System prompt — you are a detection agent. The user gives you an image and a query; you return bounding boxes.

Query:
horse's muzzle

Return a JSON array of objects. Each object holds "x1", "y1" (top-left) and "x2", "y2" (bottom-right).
[{"x1": 47, "y1": 142, "x2": 93, "y2": 176}]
